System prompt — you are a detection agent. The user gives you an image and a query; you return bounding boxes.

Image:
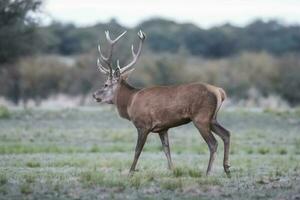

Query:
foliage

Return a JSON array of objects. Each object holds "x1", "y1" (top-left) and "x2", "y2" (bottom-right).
[
  {"x1": 166, "y1": 51, "x2": 300, "y2": 104},
  {"x1": 0, "y1": 0, "x2": 42, "y2": 65},
  {"x1": 0, "y1": 0, "x2": 42, "y2": 104},
  {"x1": 0, "y1": 105, "x2": 10, "y2": 119},
  {"x1": 40, "y1": 19, "x2": 127, "y2": 55},
  {"x1": 1, "y1": 51, "x2": 300, "y2": 106},
  {"x1": 62, "y1": 53, "x2": 104, "y2": 105},
  {"x1": 132, "y1": 53, "x2": 188, "y2": 87},
  {"x1": 39, "y1": 19, "x2": 300, "y2": 58},
  {"x1": 18, "y1": 56, "x2": 69, "y2": 106},
  {"x1": 276, "y1": 54, "x2": 300, "y2": 105},
  {"x1": 2, "y1": 16, "x2": 300, "y2": 105}
]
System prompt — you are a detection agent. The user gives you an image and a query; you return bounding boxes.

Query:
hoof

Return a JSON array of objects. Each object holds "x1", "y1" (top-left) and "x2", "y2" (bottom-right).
[
  {"x1": 224, "y1": 165, "x2": 231, "y2": 178},
  {"x1": 128, "y1": 169, "x2": 139, "y2": 177},
  {"x1": 225, "y1": 170, "x2": 231, "y2": 178},
  {"x1": 128, "y1": 171, "x2": 134, "y2": 177}
]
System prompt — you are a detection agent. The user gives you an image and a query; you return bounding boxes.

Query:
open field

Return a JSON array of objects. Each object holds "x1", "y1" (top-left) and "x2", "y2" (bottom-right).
[{"x1": 0, "y1": 106, "x2": 299, "y2": 199}]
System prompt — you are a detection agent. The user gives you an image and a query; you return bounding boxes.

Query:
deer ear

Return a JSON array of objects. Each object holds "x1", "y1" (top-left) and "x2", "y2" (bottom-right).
[
  {"x1": 121, "y1": 68, "x2": 135, "y2": 80},
  {"x1": 113, "y1": 68, "x2": 121, "y2": 78}
]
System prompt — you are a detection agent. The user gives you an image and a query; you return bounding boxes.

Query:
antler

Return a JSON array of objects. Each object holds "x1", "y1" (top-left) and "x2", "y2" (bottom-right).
[
  {"x1": 97, "y1": 30, "x2": 146, "y2": 77},
  {"x1": 97, "y1": 30, "x2": 127, "y2": 79},
  {"x1": 118, "y1": 30, "x2": 146, "y2": 73}
]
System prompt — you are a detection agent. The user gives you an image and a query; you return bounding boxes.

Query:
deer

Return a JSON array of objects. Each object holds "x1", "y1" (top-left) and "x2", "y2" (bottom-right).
[{"x1": 93, "y1": 30, "x2": 231, "y2": 177}]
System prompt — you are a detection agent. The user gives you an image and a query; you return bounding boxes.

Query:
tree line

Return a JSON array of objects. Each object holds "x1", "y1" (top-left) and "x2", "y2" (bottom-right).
[
  {"x1": 0, "y1": 0, "x2": 300, "y2": 106},
  {"x1": 39, "y1": 18, "x2": 300, "y2": 58},
  {"x1": 3, "y1": 1, "x2": 300, "y2": 62}
]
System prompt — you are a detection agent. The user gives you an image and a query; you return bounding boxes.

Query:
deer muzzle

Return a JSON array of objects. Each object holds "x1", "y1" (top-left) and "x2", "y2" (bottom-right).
[{"x1": 92, "y1": 93, "x2": 102, "y2": 102}]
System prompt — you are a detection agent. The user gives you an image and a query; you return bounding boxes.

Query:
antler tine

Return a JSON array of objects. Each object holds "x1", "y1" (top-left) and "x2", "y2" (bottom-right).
[
  {"x1": 120, "y1": 30, "x2": 146, "y2": 73},
  {"x1": 97, "y1": 58, "x2": 109, "y2": 74},
  {"x1": 98, "y1": 31, "x2": 125, "y2": 62},
  {"x1": 131, "y1": 45, "x2": 135, "y2": 55},
  {"x1": 117, "y1": 60, "x2": 121, "y2": 70},
  {"x1": 105, "y1": 30, "x2": 127, "y2": 44},
  {"x1": 97, "y1": 44, "x2": 108, "y2": 61},
  {"x1": 97, "y1": 30, "x2": 127, "y2": 79},
  {"x1": 105, "y1": 30, "x2": 127, "y2": 63},
  {"x1": 97, "y1": 44, "x2": 110, "y2": 74}
]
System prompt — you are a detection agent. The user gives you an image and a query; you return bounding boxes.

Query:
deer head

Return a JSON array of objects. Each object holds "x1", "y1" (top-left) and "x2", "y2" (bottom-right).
[{"x1": 93, "y1": 30, "x2": 146, "y2": 104}]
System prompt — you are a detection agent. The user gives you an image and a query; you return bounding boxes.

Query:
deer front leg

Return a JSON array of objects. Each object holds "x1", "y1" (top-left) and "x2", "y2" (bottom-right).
[
  {"x1": 159, "y1": 131, "x2": 174, "y2": 170},
  {"x1": 129, "y1": 128, "x2": 149, "y2": 175}
]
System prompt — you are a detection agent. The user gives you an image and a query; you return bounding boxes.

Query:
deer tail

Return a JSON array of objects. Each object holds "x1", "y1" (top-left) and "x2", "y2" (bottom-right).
[
  {"x1": 219, "y1": 87, "x2": 227, "y2": 102},
  {"x1": 213, "y1": 87, "x2": 227, "y2": 120}
]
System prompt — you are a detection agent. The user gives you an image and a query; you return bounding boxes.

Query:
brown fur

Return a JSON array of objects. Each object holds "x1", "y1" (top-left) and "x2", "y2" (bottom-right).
[
  {"x1": 93, "y1": 30, "x2": 230, "y2": 176},
  {"x1": 111, "y1": 79, "x2": 231, "y2": 176}
]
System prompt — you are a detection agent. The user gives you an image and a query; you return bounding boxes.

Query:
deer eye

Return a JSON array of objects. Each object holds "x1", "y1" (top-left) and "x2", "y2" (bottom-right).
[{"x1": 104, "y1": 84, "x2": 108, "y2": 87}]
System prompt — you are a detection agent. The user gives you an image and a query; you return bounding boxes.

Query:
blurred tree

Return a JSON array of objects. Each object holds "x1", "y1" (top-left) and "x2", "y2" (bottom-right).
[
  {"x1": 37, "y1": 18, "x2": 300, "y2": 59},
  {"x1": 0, "y1": 0, "x2": 42, "y2": 64},
  {"x1": 185, "y1": 52, "x2": 279, "y2": 100},
  {"x1": 276, "y1": 54, "x2": 300, "y2": 105},
  {"x1": 18, "y1": 56, "x2": 69, "y2": 106},
  {"x1": 132, "y1": 53, "x2": 187, "y2": 87},
  {"x1": 183, "y1": 25, "x2": 239, "y2": 57},
  {"x1": 32, "y1": 17, "x2": 300, "y2": 59},
  {"x1": 1, "y1": 13, "x2": 300, "y2": 105},
  {"x1": 147, "y1": 32, "x2": 180, "y2": 53},
  {"x1": 241, "y1": 20, "x2": 300, "y2": 55},
  {"x1": 0, "y1": 0, "x2": 42, "y2": 104},
  {"x1": 62, "y1": 52, "x2": 103, "y2": 105},
  {"x1": 40, "y1": 19, "x2": 127, "y2": 55}
]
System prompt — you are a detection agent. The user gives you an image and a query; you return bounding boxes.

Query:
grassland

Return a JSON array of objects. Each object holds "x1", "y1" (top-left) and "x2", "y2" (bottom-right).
[{"x1": 0, "y1": 106, "x2": 299, "y2": 199}]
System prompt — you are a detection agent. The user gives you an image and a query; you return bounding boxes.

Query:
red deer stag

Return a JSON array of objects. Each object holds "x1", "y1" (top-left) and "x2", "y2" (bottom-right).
[{"x1": 93, "y1": 30, "x2": 231, "y2": 176}]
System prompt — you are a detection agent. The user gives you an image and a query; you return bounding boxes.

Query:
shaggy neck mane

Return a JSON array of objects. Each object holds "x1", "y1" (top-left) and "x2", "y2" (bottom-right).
[{"x1": 114, "y1": 79, "x2": 139, "y2": 120}]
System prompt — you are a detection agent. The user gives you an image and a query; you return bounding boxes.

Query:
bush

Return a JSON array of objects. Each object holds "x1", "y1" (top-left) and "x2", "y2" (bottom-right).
[
  {"x1": 18, "y1": 56, "x2": 70, "y2": 106},
  {"x1": 276, "y1": 54, "x2": 300, "y2": 105},
  {"x1": 0, "y1": 106, "x2": 10, "y2": 119},
  {"x1": 26, "y1": 161, "x2": 41, "y2": 168},
  {"x1": 0, "y1": 174, "x2": 7, "y2": 185}
]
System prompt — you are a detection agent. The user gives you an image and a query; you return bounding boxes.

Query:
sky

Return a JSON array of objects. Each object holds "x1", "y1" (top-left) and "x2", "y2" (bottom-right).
[{"x1": 41, "y1": 0, "x2": 300, "y2": 28}]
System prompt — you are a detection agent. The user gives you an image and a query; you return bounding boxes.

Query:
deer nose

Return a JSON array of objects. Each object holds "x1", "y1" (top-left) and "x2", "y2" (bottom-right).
[
  {"x1": 93, "y1": 93, "x2": 102, "y2": 102},
  {"x1": 93, "y1": 93, "x2": 99, "y2": 100}
]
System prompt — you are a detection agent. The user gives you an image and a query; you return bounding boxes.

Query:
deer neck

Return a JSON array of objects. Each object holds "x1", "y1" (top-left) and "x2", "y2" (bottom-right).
[{"x1": 114, "y1": 79, "x2": 138, "y2": 120}]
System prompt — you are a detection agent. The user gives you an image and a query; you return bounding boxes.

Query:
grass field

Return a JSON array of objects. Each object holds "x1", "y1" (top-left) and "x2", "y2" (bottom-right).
[{"x1": 0, "y1": 106, "x2": 299, "y2": 200}]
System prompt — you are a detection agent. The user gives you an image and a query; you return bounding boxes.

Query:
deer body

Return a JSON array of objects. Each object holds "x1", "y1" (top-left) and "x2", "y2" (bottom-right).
[
  {"x1": 116, "y1": 81, "x2": 217, "y2": 132},
  {"x1": 93, "y1": 30, "x2": 231, "y2": 176}
]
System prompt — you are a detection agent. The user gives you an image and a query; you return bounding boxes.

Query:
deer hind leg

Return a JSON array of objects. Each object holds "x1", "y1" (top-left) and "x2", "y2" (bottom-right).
[
  {"x1": 193, "y1": 118, "x2": 218, "y2": 175},
  {"x1": 129, "y1": 128, "x2": 149, "y2": 175},
  {"x1": 211, "y1": 120, "x2": 231, "y2": 176},
  {"x1": 159, "y1": 130, "x2": 174, "y2": 170}
]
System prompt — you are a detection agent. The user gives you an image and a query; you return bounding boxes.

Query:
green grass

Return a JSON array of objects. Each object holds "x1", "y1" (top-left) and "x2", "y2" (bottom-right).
[
  {"x1": 0, "y1": 174, "x2": 7, "y2": 186},
  {"x1": 20, "y1": 184, "x2": 32, "y2": 195},
  {"x1": 160, "y1": 178, "x2": 183, "y2": 190},
  {"x1": 26, "y1": 161, "x2": 41, "y2": 168},
  {"x1": 257, "y1": 147, "x2": 270, "y2": 155},
  {"x1": 0, "y1": 105, "x2": 10, "y2": 119},
  {"x1": 0, "y1": 107, "x2": 299, "y2": 199}
]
